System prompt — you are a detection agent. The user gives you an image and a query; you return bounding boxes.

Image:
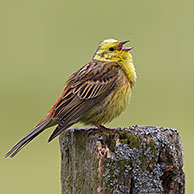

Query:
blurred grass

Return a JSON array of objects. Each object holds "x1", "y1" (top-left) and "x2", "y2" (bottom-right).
[{"x1": 0, "y1": 0, "x2": 193, "y2": 193}]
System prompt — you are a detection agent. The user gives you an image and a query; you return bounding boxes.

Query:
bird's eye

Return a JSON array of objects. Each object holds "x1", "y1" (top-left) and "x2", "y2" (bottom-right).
[{"x1": 109, "y1": 47, "x2": 115, "y2": 51}]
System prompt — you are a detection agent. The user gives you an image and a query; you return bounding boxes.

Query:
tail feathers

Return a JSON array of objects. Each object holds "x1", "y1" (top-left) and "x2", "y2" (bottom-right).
[
  {"x1": 48, "y1": 122, "x2": 73, "y2": 142},
  {"x1": 4, "y1": 119, "x2": 52, "y2": 158}
]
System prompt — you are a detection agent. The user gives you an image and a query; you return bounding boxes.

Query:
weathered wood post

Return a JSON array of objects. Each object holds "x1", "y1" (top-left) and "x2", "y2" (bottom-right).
[{"x1": 59, "y1": 126, "x2": 185, "y2": 194}]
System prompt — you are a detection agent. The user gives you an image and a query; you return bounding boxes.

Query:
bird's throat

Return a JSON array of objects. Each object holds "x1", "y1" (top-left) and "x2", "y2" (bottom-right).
[{"x1": 120, "y1": 58, "x2": 137, "y2": 87}]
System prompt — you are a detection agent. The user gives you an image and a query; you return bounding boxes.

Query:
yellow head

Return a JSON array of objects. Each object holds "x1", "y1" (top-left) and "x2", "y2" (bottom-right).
[
  {"x1": 93, "y1": 39, "x2": 136, "y2": 84},
  {"x1": 93, "y1": 39, "x2": 132, "y2": 63}
]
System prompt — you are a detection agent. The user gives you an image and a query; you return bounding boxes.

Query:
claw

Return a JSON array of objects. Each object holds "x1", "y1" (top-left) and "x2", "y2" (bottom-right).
[{"x1": 95, "y1": 125, "x2": 119, "y2": 133}]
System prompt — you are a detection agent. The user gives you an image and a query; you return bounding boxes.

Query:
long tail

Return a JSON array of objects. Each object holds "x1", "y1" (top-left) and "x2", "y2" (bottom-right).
[{"x1": 4, "y1": 118, "x2": 53, "y2": 158}]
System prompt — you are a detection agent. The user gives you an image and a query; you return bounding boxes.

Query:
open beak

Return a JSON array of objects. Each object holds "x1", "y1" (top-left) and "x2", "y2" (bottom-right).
[
  {"x1": 118, "y1": 40, "x2": 133, "y2": 51},
  {"x1": 120, "y1": 40, "x2": 130, "y2": 45},
  {"x1": 122, "y1": 47, "x2": 133, "y2": 51}
]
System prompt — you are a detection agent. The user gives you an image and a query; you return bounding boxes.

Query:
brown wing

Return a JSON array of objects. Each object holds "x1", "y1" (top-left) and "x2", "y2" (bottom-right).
[{"x1": 48, "y1": 60, "x2": 121, "y2": 141}]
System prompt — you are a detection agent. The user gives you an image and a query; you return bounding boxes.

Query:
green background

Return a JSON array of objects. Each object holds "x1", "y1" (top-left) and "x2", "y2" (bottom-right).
[{"x1": 0, "y1": 0, "x2": 193, "y2": 193}]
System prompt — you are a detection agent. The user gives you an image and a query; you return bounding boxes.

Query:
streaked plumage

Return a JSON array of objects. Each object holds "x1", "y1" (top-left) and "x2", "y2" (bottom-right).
[{"x1": 5, "y1": 39, "x2": 136, "y2": 158}]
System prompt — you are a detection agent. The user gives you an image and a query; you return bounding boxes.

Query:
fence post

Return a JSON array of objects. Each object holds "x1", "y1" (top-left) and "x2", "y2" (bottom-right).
[{"x1": 59, "y1": 126, "x2": 185, "y2": 194}]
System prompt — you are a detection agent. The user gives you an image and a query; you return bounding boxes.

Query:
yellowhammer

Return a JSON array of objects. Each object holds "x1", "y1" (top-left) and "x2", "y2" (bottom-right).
[{"x1": 5, "y1": 39, "x2": 137, "y2": 158}]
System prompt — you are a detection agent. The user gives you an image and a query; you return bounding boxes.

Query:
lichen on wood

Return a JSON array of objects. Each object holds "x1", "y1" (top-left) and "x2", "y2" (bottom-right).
[{"x1": 59, "y1": 126, "x2": 185, "y2": 194}]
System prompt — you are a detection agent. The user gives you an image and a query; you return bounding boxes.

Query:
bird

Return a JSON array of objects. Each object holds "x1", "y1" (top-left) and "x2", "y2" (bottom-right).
[{"x1": 4, "y1": 39, "x2": 137, "y2": 158}]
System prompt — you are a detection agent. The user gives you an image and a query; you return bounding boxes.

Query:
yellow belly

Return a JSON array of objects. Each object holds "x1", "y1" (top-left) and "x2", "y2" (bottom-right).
[{"x1": 80, "y1": 82, "x2": 131, "y2": 125}]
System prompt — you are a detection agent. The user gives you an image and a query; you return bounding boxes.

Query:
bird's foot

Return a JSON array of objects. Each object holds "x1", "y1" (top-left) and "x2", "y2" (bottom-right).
[{"x1": 93, "y1": 125, "x2": 119, "y2": 133}]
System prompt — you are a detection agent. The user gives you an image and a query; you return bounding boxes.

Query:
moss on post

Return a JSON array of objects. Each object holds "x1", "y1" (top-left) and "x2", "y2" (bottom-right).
[{"x1": 59, "y1": 126, "x2": 185, "y2": 194}]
